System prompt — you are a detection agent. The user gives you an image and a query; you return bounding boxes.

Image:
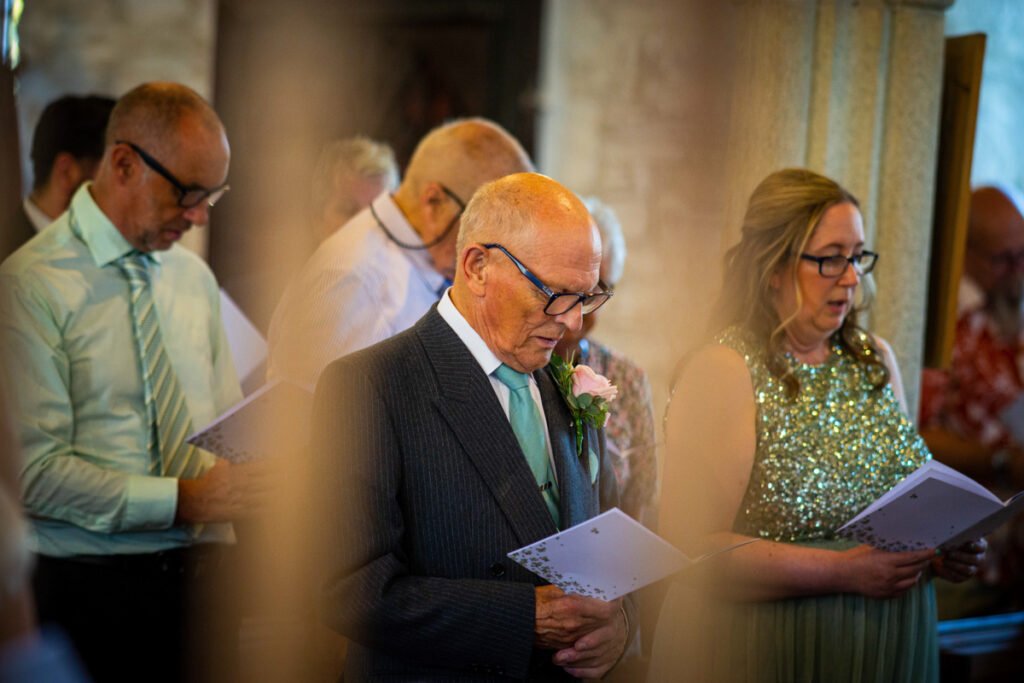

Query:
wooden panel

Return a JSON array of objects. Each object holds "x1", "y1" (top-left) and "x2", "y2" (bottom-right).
[{"x1": 924, "y1": 33, "x2": 985, "y2": 369}]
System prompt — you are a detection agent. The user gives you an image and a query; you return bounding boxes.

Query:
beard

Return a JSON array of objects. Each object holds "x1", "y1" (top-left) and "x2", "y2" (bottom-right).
[{"x1": 986, "y1": 278, "x2": 1024, "y2": 343}]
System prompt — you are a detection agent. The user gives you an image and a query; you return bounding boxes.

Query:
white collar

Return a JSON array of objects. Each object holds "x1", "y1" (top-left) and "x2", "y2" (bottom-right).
[
  {"x1": 22, "y1": 196, "x2": 54, "y2": 232},
  {"x1": 371, "y1": 193, "x2": 446, "y2": 290},
  {"x1": 436, "y1": 289, "x2": 503, "y2": 378}
]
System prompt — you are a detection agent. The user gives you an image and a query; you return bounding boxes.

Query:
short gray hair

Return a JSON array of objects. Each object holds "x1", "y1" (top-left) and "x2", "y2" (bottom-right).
[
  {"x1": 456, "y1": 177, "x2": 536, "y2": 256},
  {"x1": 310, "y1": 136, "x2": 399, "y2": 215},
  {"x1": 582, "y1": 197, "x2": 626, "y2": 285},
  {"x1": 106, "y1": 82, "x2": 222, "y2": 157}
]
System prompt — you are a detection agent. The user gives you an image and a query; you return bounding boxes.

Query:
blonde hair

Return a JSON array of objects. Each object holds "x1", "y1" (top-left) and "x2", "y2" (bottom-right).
[{"x1": 710, "y1": 168, "x2": 887, "y2": 396}]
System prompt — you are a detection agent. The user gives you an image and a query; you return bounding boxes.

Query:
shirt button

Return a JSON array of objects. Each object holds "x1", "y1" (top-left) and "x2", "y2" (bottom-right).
[{"x1": 489, "y1": 562, "x2": 506, "y2": 577}]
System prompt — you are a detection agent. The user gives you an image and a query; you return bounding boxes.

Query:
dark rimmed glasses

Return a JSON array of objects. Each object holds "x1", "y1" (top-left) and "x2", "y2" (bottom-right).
[
  {"x1": 438, "y1": 183, "x2": 465, "y2": 213},
  {"x1": 982, "y1": 247, "x2": 1024, "y2": 273},
  {"x1": 483, "y1": 243, "x2": 612, "y2": 315},
  {"x1": 116, "y1": 140, "x2": 230, "y2": 209},
  {"x1": 800, "y1": 250, "x2": 879, "y2": 278}
]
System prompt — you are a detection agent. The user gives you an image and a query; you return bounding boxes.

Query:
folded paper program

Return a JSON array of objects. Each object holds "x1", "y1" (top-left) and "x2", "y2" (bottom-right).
[{"x1": 838, "y1": 460, "x2": 1024, "y2": 551}]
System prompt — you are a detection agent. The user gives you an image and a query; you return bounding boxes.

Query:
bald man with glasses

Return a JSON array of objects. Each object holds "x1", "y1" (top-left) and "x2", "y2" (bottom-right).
[
  {"x1": 313, "y1": 173, "x2": 631, "y2": 681},
  {"x1": 0, "y1": 82, "x2": 266, "y2": 682},
  {"x1": 266, "y1": 117, "x2": 534, "y2": 388}
]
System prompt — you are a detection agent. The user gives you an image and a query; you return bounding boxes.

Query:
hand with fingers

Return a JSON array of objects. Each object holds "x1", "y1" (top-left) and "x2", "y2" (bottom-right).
[
  {"x1": 535, "y1": 585, "x2": 628, "y2": 679},
  {"x1": 932, "y1": 538, "x2": 988, "y2": 583},
  {"x1": 840, "y1": 545, "x2": 937, "y2": 599},
  {"x1": 175, "y1": 457, "x2": 274, "y2": 524}
]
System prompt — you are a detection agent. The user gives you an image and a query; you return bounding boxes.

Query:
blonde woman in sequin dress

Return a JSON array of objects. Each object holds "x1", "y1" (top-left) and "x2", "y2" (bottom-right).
[{"x1": 649, "y1": 169, "x2": 986, "y2": 682}]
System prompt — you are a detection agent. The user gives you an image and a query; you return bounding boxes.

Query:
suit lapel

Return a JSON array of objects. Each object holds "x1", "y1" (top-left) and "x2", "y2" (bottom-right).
[
  {"x1": 416, "y1": 309, "x2": 558, "y2": 544},
  {"x1": 536, "y1": 367, "x2": 599, "y2": 528}
]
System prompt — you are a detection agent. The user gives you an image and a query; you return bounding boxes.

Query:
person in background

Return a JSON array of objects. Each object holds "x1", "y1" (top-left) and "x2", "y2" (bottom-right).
[
  {"x1": 920, "y1": 185, "x2": 1024, "y2": 486},
  {"x1": 267, "y1": 117, "x2": 533, "y2": 388},
  {"x1": 309, "y1": 135, "x2": 400, "y2": 245},
  {"x1": 2, "y1": 94, "x2": 115, "y2": 262},
  {"x1": 553, "y1": 197, "x2": 657, "y2": 528},
  {"x1": 919, "y1": 184, "x2": 1024, "y2": 614},
  {"x1": 0, "y1": 82, "x2": 267, "y2": 683}
]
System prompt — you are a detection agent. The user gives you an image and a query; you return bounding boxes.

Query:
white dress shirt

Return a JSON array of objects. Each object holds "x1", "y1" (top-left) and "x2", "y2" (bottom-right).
[
  {"x1": 436, "y1": 290, "x2": 557, "y2": 481},
  {"x1": 267, "y1": 193, "x2": 447, "y2": 388},
  {"x1": 22, "y1": 196, "x2": 53, "y2": 232}
]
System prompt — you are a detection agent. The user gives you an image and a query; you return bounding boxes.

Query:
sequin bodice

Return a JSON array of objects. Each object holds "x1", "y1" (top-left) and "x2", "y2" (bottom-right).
[{"x1": 717, "y1": 326, "x2": 931, "y2": 542}]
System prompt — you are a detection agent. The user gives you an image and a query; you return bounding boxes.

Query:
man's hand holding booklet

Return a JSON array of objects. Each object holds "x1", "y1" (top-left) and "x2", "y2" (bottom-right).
[{"x1": 507, "y1": 508, "x2": 754, "y2": 600}]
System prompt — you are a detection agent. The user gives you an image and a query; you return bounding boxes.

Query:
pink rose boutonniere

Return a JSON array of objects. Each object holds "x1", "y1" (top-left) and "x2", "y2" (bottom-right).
[{"x1": 549, "y1": 353, "x2": 618, "y2": 457}]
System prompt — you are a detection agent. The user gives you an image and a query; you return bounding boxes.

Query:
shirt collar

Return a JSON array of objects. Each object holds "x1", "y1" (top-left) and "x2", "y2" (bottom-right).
[
  {"x1": 22, "y1": 196, "x2": 53, "y2": 232},
  {"x1": 436, "y1": 289, "x2": 503, "y2": 378},
  {"x1": 67, "y1": 183, "x2": 161, "y2": 268},
  {"x1": 372, "y1": 193, "x2": 446, "y2": 291}
]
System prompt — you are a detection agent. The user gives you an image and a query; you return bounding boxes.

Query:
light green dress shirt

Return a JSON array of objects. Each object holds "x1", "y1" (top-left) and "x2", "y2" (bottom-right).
[{"x1": 0, "y1": 184, "x2": 241, "y2": 557}]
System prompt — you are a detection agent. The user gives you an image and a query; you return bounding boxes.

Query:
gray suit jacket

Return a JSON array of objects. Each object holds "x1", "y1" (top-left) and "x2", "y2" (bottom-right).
[{"x1": 313, "y1": 306, "x2": 629, "y2": 681}]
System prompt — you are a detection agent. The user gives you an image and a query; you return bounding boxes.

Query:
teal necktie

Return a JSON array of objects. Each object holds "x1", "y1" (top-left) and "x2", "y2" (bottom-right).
[
  {"x1": 493, "y1": 364, "x2": 560, "y2": 526},
  {"x1": 117, "y1": 252, "x2": 205, "y2": 479}
]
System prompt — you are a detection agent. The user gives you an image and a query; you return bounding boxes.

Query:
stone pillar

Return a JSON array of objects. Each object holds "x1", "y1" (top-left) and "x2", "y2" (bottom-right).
[
  {"x1": 538, "y1": 0, "x2": 739, "y2": 416},
  {"x1": 694, "y1": 0, "x2": 951, "y2": 416},
  {"x1": 871, "y1": 1, "x2": 951, "y2": 416}
]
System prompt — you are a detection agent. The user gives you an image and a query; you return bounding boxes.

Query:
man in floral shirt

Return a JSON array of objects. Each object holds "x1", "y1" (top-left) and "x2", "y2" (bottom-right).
[
  {"x1": 920, "y1": 185, "x2": 1024, "y2": 481},
  {"x1": 919, "y1": 184, "x2": 1024, "y2": 610}
]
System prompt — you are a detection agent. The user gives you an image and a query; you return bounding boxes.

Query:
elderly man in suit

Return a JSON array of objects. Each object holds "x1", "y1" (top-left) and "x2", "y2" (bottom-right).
[{"x1": 314, "y1": 172, "x2": 631, "y2": 680}]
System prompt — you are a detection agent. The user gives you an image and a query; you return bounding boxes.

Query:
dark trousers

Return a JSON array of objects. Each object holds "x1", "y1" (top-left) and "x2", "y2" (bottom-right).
[{"x1": 32, "y1": 546, "x2": 240, "y2": 683}]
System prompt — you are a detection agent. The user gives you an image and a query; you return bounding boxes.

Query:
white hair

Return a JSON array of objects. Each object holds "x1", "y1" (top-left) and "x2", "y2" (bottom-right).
[
  {"x1": 311, "y1": 136, "x2": 399, "y2": 214},
  {"x1": 456, "y1": 178, "x2": 536, "y2": 255},
  {"x1": 582, "y1": 196, "x2": 627, "y2": 285}
]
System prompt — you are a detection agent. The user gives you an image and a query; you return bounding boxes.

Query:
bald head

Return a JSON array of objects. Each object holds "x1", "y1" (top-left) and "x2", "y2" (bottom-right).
[
  {"x1": 969, "y1": 186, "x2": 1024, "y2": 247},
  {"x1": 965, "y1": 185, "x2": 1024, "y2": 292},
  {"x1": 451, "y1": 173, "x2": 602, "y2": 373},
  {"x1": 92, "y1": 82, "x2": 230, "y2": 252},
  {"x1": 456, "y1": 172, "x2": 595, "y2": 257},
  {"x1": 105, "y1": 82, "x2": 225, "y2": 159},
  {"x1": 402, "y1": 118, "x2": 533, "y2": 203},
  {"x1": 391, "y1": 118, "x2": 533, "y2": 280}
]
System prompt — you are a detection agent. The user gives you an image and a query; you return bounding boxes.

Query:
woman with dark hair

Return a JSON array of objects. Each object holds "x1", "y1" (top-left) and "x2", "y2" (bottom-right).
[{"x1": 650, "y1": 168, "x2": 985, "y2": 682}]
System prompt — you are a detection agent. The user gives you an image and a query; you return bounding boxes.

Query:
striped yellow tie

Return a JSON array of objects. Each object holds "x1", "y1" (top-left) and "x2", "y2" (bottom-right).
[{"x1": 117, "y1": 252, "x2": 204, "y2": 479}]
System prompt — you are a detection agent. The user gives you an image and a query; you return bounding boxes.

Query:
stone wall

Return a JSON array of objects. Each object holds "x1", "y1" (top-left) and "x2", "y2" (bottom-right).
[{"x1": 537, "y1": 0, "x2": 737, "y2": 423}]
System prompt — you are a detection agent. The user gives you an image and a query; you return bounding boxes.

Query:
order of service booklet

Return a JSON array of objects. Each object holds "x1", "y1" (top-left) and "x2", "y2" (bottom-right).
[
  {"x1": 507, "y1": 508, "x2": 754, "y2": 600},
  {"x1": 837, "y1": 459, "x2": 1024, "y2": 552},
  {"x1": 186, "y1": 379, "x2": 314, "y2": 462}
]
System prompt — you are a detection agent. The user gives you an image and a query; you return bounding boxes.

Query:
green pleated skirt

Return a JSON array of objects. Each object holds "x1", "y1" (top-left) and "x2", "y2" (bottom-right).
[{"x1": 648, "y1": 542, "x2": 938, "y2": 683}]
